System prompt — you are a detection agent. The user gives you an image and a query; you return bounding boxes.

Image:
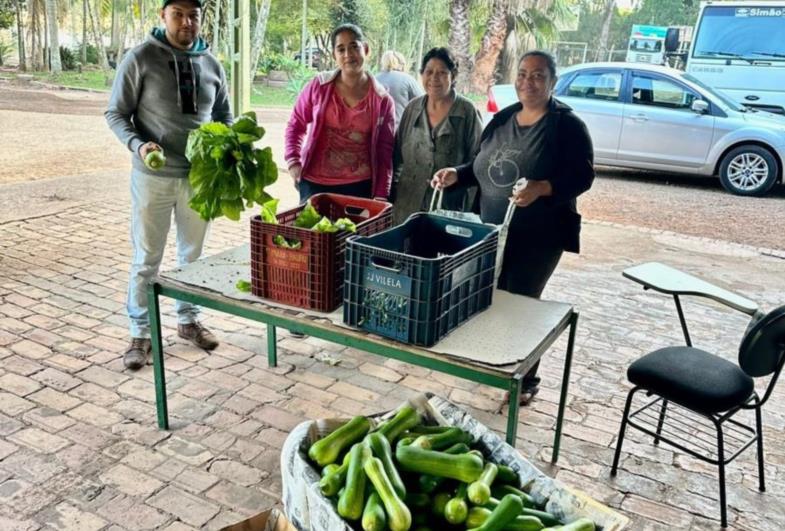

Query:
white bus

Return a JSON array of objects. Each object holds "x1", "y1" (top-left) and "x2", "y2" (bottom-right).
[{"x1": 687, "y1": 1, "x2": 785, "y2": 114}]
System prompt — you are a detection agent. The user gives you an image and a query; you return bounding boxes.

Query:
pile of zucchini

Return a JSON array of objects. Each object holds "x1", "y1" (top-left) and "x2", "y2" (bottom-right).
[{"x1": 307, "y1": 406, "x2": 598, "y2": 531}]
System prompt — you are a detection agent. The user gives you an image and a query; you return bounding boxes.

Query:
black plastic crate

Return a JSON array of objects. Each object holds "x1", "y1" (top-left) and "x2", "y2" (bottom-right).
[{"x1": 343, "y1": 213, "x2": 499, "y2": 346}]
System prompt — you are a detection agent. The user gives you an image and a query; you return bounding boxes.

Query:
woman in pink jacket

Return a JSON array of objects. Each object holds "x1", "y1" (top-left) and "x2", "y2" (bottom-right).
[{"x1": 285, "y1": 24, "x2": 396, "y2": 202}]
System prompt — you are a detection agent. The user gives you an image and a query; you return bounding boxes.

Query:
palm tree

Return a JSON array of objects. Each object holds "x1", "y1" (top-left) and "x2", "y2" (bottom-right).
[
  {"x1": 44, "y1": 0, "x2": 62, "y2": 72},
  {"x1": 470, "y1": 0, "x2": 508, "y2": 93},
  {"x1": 14, "y1": 0, "x2": 26, "y2": 70},
  {"x1": 448, "y1": 0, "x2": 471, "y2": 93}
]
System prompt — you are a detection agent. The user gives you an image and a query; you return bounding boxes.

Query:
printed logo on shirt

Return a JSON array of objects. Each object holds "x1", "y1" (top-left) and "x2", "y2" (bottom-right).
[
  {"x1": 487, "y1": 143, "x2": 522, "y2": 189},
  {"x1": 168, "y1": 59, "x2": 201, "y2": 114}
]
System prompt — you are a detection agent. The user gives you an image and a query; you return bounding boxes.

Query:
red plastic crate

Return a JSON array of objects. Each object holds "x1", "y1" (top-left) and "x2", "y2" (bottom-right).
[{"x1": 250, "y1": 193, "x2": 392, "y2": 311}]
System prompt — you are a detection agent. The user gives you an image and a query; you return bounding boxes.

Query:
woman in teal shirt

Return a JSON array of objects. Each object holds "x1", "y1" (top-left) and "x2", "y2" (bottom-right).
[{"x1": 392, "y1": 47, "x2": 482, "y2": 224}]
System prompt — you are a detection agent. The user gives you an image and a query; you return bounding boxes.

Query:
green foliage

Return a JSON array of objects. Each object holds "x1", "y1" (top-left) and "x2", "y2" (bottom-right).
[
  {"x1": 286, "y1": 67, "x2": 316, "y2": 99},
  {"x1": 630, "y1": 0, "x2": 699, "y2": 27},
  {"x1": 0, "y1": 0, "x2": 15, "y2": 30},
  {"x1": 185, "y1": 111, "x2": 279, "y2": 221},
  {"x1": 0, "y1": 36, "x2": 13, "y2": 66},
  {"x1": 59, "y1": 47, "x2": 78, "y2": 71},
  {"x1": 257, "y1": 51, "x2": 302, "y2": 74}
]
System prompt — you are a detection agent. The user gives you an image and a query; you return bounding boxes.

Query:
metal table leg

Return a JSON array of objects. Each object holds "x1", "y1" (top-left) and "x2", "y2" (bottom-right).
[
  {"x1": 267, "y1": 324, "x2": 277, "y2": 367},
  {"x1": 149, "y1": 283, "x2": 169, "y2": 430},
  {"x1": 552, "y1": 311, "x2": 578, "y2": 463},
  {"x1": 506, "y1": 373, "x2": 523, "y2": 445}
]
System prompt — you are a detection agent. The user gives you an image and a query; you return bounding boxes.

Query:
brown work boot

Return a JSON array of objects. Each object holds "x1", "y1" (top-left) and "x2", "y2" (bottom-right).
[
  {"x1": 178, "y1": 321, "x2": 219, "y2": 350},
  {"x1": 124, "y1": 337, "x2": 151, "y2": 371}
]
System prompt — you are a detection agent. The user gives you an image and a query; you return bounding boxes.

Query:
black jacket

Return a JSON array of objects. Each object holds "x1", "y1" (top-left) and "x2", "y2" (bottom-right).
[{"x1": 456, "y1": 97, "x2": 594, "y2": 253}]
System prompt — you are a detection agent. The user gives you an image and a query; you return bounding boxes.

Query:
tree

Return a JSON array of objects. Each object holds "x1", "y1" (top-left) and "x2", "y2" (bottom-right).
[
  {"x1": 0, "y1": 0, "x2": 15, "y2": 28},
  {"x1": 470, "y1": 0, "x2": 508, "y2": 93},
  {"x1": 595, "y1": 0, "x2": 614, "y2": 61},
  {"x1": 250, "y1": 0, "x2": 271, "y2": 74},
  {"x1": 13, "y1": 0, "x2": 26, "y2": 70},
  {"x1": 44, "y1": 0, "x2": 61, "y2": 72},
  {"x1": 87, "y1": 0, "x2": 110, "y2": 70},
  {"x1": 448, "y1": 0, "x2": 471, "y2": 93}
]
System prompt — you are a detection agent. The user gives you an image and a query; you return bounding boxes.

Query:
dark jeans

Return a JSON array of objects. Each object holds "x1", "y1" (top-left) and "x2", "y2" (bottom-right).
[
  {"x1": 298, "y1": 178, "x2": 373, "y2": 203},
  {"x1": 498, "y1": 242, "x2": 564, "y2": 388}
]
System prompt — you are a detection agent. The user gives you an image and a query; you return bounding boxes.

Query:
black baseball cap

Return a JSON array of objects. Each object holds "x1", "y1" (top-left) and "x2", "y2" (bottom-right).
[{"x1": 162, "y1": 0, "x2": 202, "y2": 8}]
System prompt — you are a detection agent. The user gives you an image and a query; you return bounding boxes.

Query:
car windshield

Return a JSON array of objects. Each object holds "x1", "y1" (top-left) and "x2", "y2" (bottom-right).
[
  {"x1": 680, "y1": 72, "x2": 746, "y2": 111},
  {"x1": 693, "y1": 5, "x2": 785, "y2": 61}
]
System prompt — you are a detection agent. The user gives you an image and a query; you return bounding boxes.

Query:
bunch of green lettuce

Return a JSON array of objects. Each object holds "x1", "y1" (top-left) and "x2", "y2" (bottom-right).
[
  {"x1": 186, "y1": 111, "x2": 278, "y2": 221},
  {"x1": 261, "y1": 198, "x2": 357, "y2": 248}
]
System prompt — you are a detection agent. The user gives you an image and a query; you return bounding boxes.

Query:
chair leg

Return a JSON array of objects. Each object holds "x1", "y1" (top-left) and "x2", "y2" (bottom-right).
[
  {"x1": 654, "y1": 399, "x2": 668, "y2": 445},
  {"x1": 611, "y1": 388, "x2": 636, "y2": 476},
  {"x1": 716, "y1": 420, "x2": 728, "y2": 528},
  {"x1": 755, "y1": 403, "x2": 766, "y2": 492}
]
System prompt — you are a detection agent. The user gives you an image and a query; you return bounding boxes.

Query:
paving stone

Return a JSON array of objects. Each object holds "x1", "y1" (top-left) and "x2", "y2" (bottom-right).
[
  {"x1": 55, "y1": 443, "x2": 115, "y2": 476},
  {"x1": 38, "y1": 501, "x2": 107, "y2": 531},
  {"x1": 66, "y1": 402, "x2": 126, "y2": 428},
  {"x1": 209, "y1": 459, "x2": 263, "y2": 487},
  {"x1": 251, "y1": 405, "x2": 304, "y2": 432},
  {"x1": 0, "y1": 515, "x2": 39, "y2": 531},
  {"x1": 0, "y1": 439, "x2": 18, "y2": 460},
  {"x1": 77, "y1": 365, "x2": 129, "y2": 389},
  {"x1": 59, "y1": 421, "x2": 117, "y2": 450},
  {"x1": 44, "y1": 353, "x2": 91, "y2": 372},
  {"x1": 95, "y1": 494, "x2": 171, "y2": 530},
  {"x1": 99, "y1": 463, "x2": 164, "y2": 497},
  {"x1": 8, "y1": 339, "x2": 51, "y2": 359},
  {"x1": 116, "y1": 377, "x2": 157, "y2": 403},
  {"x1": 205, "y1": 480, "x2": 278, "y2": 516},
  {"x1": 27, "y1": 387, "x2": 82, "y2": 412},
  {"x1": 0, "y1": 392, "x2": 35, "y2": 416},
  {"x1": 69, "y1": 382, "x2": 121, "y2": 407},
  {"x1": 357, "y1": 362, "x2": 403, "y2": 383},
  {"x1": 238, "y1": 382, "x2": 281, "y2": 404},
  {"x1": 0, "y1": 373, "x2": 42, "y2": 396},
  {"x1": 173, "y1": 467, "x2": 221, "y2": 494},
  {"x1": 30, "y1": 367, "x2": 82, "y2": 392},
  {"x1": 621, "y1": 493, "x2": 695, "y2": 528},
  {"x1": 156, "y1": 436, "x2": 213, "y2": 467},
  {"x1": 22, "y1": 407, "x2": 76, "y2": 433},
  {"x1": 147, "y1": 485, "x2": 221, "y2": 528},
  {"x1": 3, "y1": 356, "x2": 44, "y2": 376},
  {"x1": 8, "y1": 427, "x2": 70, "y2": 453}
]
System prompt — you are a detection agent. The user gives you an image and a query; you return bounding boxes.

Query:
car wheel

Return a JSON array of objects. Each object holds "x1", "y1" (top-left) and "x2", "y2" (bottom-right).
[{"x1": 718, "y1": 145, "x2": 779, "y2": 197}]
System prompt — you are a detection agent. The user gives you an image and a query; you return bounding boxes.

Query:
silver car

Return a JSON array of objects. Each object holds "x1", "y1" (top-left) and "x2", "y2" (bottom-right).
[{"x1": 486, "y1": 62, "x2": 785, "y2": 196}]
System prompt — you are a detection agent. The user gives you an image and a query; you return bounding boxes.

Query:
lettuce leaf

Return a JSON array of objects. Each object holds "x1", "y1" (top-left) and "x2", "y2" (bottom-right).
[
  {"x1": 261, "y1": 198, "x2": 280, "y2": 224},
  {"x1": 333, "y1": 217, "x2": 357, "y2": 232},
  {"x1": 313, "y1": 216, "x2": 338, "y2": 233},
  {"x1": 186, "y1": 111, "x2": 278, "y2": 221},
  {"x1": 293, "y1": 201, "x2": 321, "y2": 229}
]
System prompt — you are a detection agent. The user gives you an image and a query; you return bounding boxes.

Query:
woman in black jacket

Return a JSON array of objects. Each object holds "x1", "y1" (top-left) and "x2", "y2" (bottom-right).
[{"x1": 432, "y1": 50, "x2": 594, "y2": 404}]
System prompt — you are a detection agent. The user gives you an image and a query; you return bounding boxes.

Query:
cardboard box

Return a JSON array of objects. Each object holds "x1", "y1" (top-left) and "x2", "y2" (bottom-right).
[
  {"x1": 220, "y1": 508, "x2": 297, "y2": 531},
  {"x1": 281, "y1": 394, "x2": 630, "y2": 531}
]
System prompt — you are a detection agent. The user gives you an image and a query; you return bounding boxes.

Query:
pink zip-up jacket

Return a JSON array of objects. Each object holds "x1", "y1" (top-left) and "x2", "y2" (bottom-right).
[{"x1": 285, "y1": 69, "x2": 395, "y2": 198}]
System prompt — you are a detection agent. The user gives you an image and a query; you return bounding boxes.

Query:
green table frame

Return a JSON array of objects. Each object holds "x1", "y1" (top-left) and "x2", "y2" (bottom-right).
[{"x1": 148, "y1": 277, "x2": 578, "y2": 463}]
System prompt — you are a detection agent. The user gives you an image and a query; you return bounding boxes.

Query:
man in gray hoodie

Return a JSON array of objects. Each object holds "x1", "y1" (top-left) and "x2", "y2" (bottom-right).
[{"x1": 106, "y1": 0, "x2": 232, "y2": 371}]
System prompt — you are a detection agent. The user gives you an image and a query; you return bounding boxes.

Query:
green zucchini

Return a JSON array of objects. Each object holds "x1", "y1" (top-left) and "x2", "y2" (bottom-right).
[
  {"x1": 486, "y1": 497, "x2": 560, "y2": 527},
  {"x1": 444, "y1": 482, "x2": 469, "y2": 524},
  {"x1": 432, "y1": 491, "x2": 451, "y2": 517},
  {"x1": 406, "y1": 424, "x2": 453, "y2": 435},
  {"x1": 337, "y1": 441, "x2": 370, "y2": 520},
  {"x1": 321, "y1": 463, "x2": 340, "y2": 477},
  {"x1": 367, "y1": 432, "x2": 406, "y2": 497},
  {"x1": 361, "y1": 491, "x2": 387, "y2": 531},
  {"x1": 545, "y1": 517, "x2": 596, "y2": 531},
  {"x1": 492, "y1": 484, "x2": 537, "y2": 509},
  {"x1": 468, "y1": 462, "x2": 498, "y2": 505},
  {"x1": 319, "y1": 451, "x2": 351, "y2": 497},
  {"x1": 308, "y1": 416, "x2": 371, "y2": 467},
  {"x1": 495, "y1": 465, "x2": 520, "y2": 486},
  {"x1": 468, "y1": 493, "x2": 523, "y2": 531},
  {"x1": 363, "y1": 455, "x2": 412, "y2": 531},
  {"x1": 418, "y1": 442, "x2": 471, "y2": 493},
  {"x1": 376, "y1": 405, "x2": 420, "y2": 443},
  {"x1": 395, "y1": 440, "x2": 483, "y2": 483},
  {"x1": 410, "y1": 427, "x2": 472, "y2": 450},
  {"x1": 466, "y1": 506, "x2": 545, "y2": 531}
]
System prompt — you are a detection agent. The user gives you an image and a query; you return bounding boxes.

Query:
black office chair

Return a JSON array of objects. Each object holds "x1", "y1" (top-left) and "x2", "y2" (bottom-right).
[{"x1": 611, "y1": 265, "x2": 785, "y2": 528}]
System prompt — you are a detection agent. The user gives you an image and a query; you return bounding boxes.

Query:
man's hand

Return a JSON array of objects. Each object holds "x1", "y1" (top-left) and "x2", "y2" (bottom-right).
[
  {"x1": 512, "y1": 179, "x2": 552, "y2": 207},
  {"x1": 431, "y1": 167, "x2": 458, "y2": 189},
  {"x1": 138, "y1": 141, "x2": 162, "y2": 159}
]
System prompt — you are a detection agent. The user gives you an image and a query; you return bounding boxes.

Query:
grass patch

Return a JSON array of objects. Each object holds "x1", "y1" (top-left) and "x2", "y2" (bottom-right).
[
  {"x1": 251, "y1": 85, "x2": 295, "y2": 107},
  {"x1": 28, "y1": 70, "x2": 113, "y2": 91}
]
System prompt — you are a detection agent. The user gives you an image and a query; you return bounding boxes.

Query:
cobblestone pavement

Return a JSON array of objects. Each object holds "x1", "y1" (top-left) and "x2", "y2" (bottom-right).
[{"x1": 1, "y1": 173, "x2": 784, "y2": 531}]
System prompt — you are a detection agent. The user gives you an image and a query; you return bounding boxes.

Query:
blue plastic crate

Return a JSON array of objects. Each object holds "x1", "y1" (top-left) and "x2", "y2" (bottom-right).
[{"x1": 343, "y1": 213, "x2": 499, "y2": 346}]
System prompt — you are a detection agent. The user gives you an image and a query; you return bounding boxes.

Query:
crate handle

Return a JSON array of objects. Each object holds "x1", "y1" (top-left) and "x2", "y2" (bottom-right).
[
  {"x1": 370, "y1": 256, "x2": 403, "y2": 273},
  {"x1": 445, "y1": 224, "x2": 473, "y2": 238},
  {"x1": 344, "y1": 205, "x2": 371, "y2": 219}
]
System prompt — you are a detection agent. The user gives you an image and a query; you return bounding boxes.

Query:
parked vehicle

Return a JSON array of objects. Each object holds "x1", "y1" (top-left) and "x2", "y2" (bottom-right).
[
  {"x1": 687, "y1": 1, "x2": 785, "y2": 114},
  {"x1": 486, "y1": 62, "x2": 785, "y2": 196}
]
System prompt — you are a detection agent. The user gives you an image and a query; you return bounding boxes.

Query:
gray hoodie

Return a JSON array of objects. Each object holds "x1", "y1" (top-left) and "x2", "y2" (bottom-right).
[{"x1": 105, "y1": 28, "x2": 232, "y2": 178}]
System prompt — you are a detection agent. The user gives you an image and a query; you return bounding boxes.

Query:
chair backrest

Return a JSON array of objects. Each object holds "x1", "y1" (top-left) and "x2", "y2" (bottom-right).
[{"x1": 738, "y1": 304, "x2": 785, "y2": 378}]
